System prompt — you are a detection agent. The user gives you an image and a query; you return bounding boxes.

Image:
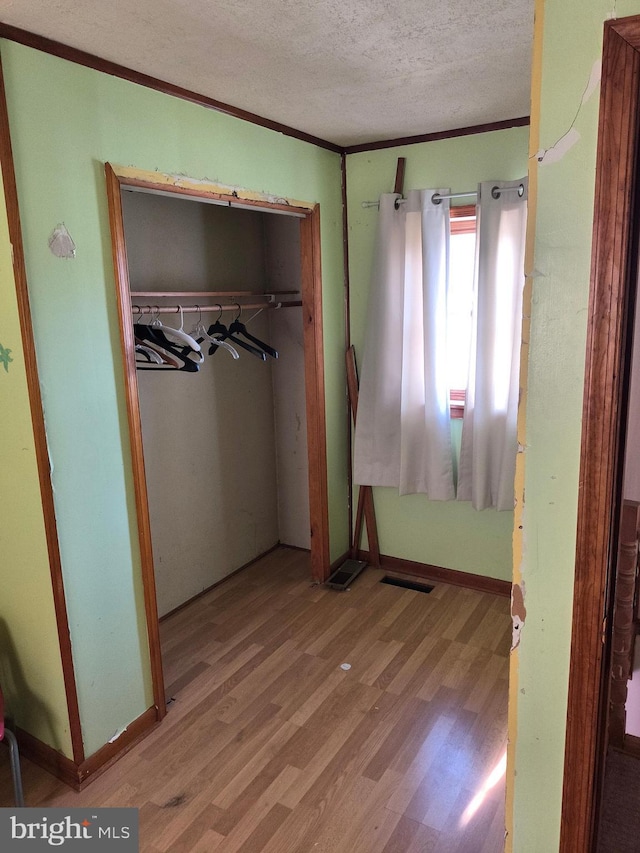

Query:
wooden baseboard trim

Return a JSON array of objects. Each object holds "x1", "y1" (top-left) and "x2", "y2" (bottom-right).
[
  {"x1": 16, "y1": 727, "x2": 79, "y2": 790},
  {"x1": 77, "y1": 706, "x2": 159, "y2": 786},
  {"x1": 279, "y1": 543, "x2": 312, "y2": 554},
  {"x1": 358, "y1": 550, "x2": 512, "y2": 597},
  {"x1": 622, "y1": 733, "x2": 640, "y2": 760},
  {"x1": 17, "y1": 705, "x2": 160, "y2": 791}
]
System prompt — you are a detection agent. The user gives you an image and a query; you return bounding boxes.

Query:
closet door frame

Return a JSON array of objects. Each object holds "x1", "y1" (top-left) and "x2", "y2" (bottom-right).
[{"x1": 105, "y1": 163, "x2": 331, "y2": 717}]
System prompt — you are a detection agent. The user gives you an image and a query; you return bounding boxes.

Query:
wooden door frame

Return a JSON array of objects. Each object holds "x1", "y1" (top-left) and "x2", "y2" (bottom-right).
[
  {"x1": 560, "y1": 16, "x2": 640, "y2": 852},
  {"x1": 105, "y1": 163, "x2": 331, "y2": 716}
]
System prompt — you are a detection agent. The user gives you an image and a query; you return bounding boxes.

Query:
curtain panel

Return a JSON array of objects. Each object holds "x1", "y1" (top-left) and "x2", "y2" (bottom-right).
[
  {"x1": 457, "y1": 178, "x2": 528, "y2": 511},
  {"x1": 353, "y1": 190, "x2": 455, "y2": 499}
]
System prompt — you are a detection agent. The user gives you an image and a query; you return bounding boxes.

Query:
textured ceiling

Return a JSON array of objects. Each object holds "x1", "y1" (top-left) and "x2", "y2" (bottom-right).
[{"x1": 0, "y1": 0, "x2": 534, "y2": 147}]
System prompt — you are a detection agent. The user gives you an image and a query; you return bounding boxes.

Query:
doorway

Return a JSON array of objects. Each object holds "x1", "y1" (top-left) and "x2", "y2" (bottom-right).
[
  {"x1": 105, "y1": 163, "x2": 330, "y2": 718},
  {"x1": 560, "y1": 16, "x2": 640, "y2": 852}
]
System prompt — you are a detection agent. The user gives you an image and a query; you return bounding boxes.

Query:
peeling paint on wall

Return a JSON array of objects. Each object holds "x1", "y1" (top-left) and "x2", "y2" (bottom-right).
[
  {"x1": 48, "y1": 223, "x2": 76, "y2": 259},
  {"x1": 112, "y1": 165, "x2": 314, "y2": 212},
  {"x1": 511, "y1": 582, "x2": 527, "y2": 650},
  {"x1": 536, "y1": 59, "x2": 601, "y2": 165}
]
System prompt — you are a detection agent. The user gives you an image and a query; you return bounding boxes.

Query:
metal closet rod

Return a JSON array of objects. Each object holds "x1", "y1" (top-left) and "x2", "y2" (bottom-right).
[
  {"x1": 361, "y1": 183, "x2": 525, "y2": 209},
  {"x1": 132, "y1": 301, "x2": 302, "y2": 315}
]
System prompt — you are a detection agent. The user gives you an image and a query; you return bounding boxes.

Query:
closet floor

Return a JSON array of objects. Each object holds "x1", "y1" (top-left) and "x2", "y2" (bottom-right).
[{"x1": 0, "y1": 546, "x2": 511, "y2": 852}]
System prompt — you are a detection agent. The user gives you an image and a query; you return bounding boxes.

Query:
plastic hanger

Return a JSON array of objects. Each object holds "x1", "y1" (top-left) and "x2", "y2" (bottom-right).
[
  {"x1": 151, "y1": 306, "x2": 203, "y2": 356},
  {"x1": 206, "y1": 305, "x2": 266, "y2": 361},
  {"x1": 189, "y1": 306, "x2": 240, "y2": 360},
  {"x1": 228, "y1": 304, "x2": 278, "y2": 359},
  {"x1": 134, "y1": 333, "x2": 182, "y2": 369},
  {"x1": 135, "y1": 343, "x2": 163, "y2": 364},
  {"x1": 134, "y1": 320, "x2": 200, "y2": 372}
]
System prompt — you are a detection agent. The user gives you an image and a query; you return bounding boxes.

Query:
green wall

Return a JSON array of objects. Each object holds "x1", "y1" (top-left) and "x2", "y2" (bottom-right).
[
  {"x1": 346, "y1": 127, "x2": 529, "y2": 581},
  {"x1": 5, "y1": 6, "x2": 635, "y2": 842},
  {"x1": 0, "y1": 160, "x2": 72, "y2": 755},
  {"x1": 511, "y1": 2, "x2": 640, "y2": 850},
  {"x1": 1, "y1": 40, "x2": 347, "y2": 757}
]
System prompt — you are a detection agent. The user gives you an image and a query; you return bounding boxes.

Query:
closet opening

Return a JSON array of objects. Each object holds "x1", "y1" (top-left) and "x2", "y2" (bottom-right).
[{"x1": 105, "y1": 164, "x2": 330, "y2": 717}]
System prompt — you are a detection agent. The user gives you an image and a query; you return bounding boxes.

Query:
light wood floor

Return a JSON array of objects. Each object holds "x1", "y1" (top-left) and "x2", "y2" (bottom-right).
[{"x1": 0, "y1": 547, "x2": 511, "y2": 852}]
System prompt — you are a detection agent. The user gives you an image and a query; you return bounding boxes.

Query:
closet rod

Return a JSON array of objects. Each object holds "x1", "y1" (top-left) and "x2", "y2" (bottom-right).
[
  {"x1": 131, "y1": 290, "x2": 301, "y2": 298},
  {"x1": 361, "y1": 182, "x2": 525, "y2": 209},
  {"x1": 131, "y1": 301, "x2": 302, "y2": 315}
]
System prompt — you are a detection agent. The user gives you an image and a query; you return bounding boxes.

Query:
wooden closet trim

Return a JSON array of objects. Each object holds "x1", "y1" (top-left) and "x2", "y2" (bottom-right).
[
  {"x1": 105, "y1": 164, "x2": 166, "y2": 720},
  {"x1": 300, "y1": 206, "x2": 331, "y2": 580},
  {"x1": 561, "y1": 16, "x2": 640, "y2": 852},
  {"x1": 105, "y1": 166, "x2": 332, "y2": 718},
  {"x1": 0, "y1": 55, "x2": 84, "y2": 764}
]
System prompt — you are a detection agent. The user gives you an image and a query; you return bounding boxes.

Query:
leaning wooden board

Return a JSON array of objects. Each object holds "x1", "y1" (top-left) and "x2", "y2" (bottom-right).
[{"x1": 346, "y1": 345, "x2": 380, "y2": 566}]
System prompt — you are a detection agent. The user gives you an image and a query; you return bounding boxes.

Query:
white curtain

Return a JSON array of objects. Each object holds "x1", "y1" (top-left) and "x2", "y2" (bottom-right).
[
  {"x1": 457, "y1": 178, "x2": 528, "y2": 510},
  {"x1": 353, "y1": 190, "x2": 455, "y2": 499}
]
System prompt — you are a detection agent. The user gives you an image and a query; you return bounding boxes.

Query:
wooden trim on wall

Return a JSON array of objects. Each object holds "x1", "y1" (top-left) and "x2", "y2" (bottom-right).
[
  {"x1": 300, "y1": 206, "x2": 332, "y2": 582},
  {"x1": 343, "y1": 116, "x2": 531, "y2": 155},
  {"x1": 76, "y1": 706, "x2": 159, "y2": 786},
  {"x1": 621, "y1": 733, "x2": 640, "y2": 759},
  {"x1": 16, "y1": 728, "x2": 80, "y2": 790},
  {"x1": 358, "y1": 550, "x2": 512, "y2": 598},
  {"x1": 114, "y1": 175, "x2": 313, "y2": 215},
  {"x1": 560, "y1": 17, "x2": 640, "y2": 853},
  {"x1": 105, "y1": 165, "x2": 167, "y2": 721},
  {"x1": 0, "y1": 23, "x2": 529, "y2": 158},
  {"x1": 0, "y1": 55, "x2": 84, "y2": 765},
  {"x1": 341, "y1": 153, "x2": 353, "y2": 550},
  {"x1": 608, "y1": 500, "x2": 640, "y2": 749},
  {"x1": 17, "y1": 706, "x2": 159, "y2": 791},
  {"x1": 0, "y1": 23, "x2": 341, "y2": 154}
]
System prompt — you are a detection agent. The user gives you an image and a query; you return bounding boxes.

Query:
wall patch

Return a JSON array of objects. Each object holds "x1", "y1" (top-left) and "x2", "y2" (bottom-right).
[
  {"x1": 48, "y1": 223, "x2": 76, "y2": 259},
  {"x1": 536, "y1": 60, "x2": 600, "y2": 166}
]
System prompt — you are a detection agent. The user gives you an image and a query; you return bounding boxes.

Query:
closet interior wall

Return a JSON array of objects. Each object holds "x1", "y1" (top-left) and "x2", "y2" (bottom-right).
[{"x1": 121, "y1": 190, "x2": 309, "y2": 617}]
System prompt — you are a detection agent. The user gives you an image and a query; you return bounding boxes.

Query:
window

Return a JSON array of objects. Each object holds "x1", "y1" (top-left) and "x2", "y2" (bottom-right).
[{"x1": 448, "y1": 204, "x2": 476, "y2": 418}]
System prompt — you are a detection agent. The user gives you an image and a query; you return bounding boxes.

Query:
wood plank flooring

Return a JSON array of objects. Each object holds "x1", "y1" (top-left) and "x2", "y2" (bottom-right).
[{"x1": 0, "y1": 547, "x2": 511, "y2": 852}]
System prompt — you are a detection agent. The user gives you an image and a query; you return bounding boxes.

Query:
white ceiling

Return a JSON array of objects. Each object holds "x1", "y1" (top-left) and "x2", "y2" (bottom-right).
[{"x1": 0, "y1": 0, "x2": 534, "y2": 148}]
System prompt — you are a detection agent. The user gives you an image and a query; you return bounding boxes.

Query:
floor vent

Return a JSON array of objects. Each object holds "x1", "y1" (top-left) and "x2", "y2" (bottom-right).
[
  {"x1": 381, "y1": 576, "x2": 434, "y2": 594},
  {"x1": 325, "y1": 559, "x2": 368, "y2": 590}
]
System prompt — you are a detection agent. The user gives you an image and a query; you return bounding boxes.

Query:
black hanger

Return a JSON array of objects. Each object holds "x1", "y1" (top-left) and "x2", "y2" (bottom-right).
[
  {"x1": 133, "y1": 323, "x2": 200, "y2": 372},
  {"x1": 228, "y1": 305, "x2": 278, "y2": 359},
  {"x1": 206, "y1": 306, "x2": 266, "y2": 361}
]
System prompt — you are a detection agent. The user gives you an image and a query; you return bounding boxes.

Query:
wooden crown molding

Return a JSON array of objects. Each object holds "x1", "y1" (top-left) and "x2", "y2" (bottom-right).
[
  {"x1": 0, "y1": 22, "x2": 528, "y2": 156},
  {"x1": 0, "y1": 22, "x2": 342, "y2": 154},
  {"x1": 343, "y1": 116, "x2": 531, "y2": 155}
]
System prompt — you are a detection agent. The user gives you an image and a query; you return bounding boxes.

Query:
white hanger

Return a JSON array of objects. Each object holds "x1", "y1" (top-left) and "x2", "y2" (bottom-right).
[
  {"x1": 135, "y1": 344, "x2": 163, "y2": 364},
  {"x1": 210, "y1": 338, "x2": 240, "y2": 359},
  {"x1": 155, "y1": 305, "x2": 203, "y2": 354},
  {"x1": 189, "y1": 306, "x2": 240, "y2": 360}
]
